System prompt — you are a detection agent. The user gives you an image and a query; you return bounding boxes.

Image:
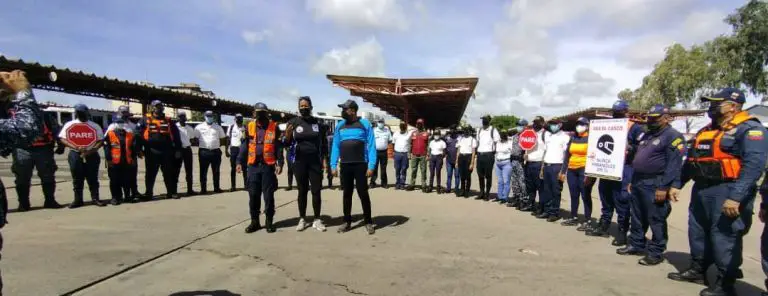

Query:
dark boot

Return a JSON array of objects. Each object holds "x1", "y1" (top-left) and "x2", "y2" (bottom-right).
[
  {"x1": 265, "y1": 216, "x2": 276, "y2": 233},
  {"x1": 612, "y1": 232, "x2": 627, "y2": 246},
  {"x1": 436, "y1": 187, "x2": 443, "y2": 194},
  {"x1": 17, "y1": 199, "x2": 31, "y2": 212},
  {"x1": 699, "y1": 277, "x2": 736, "y2": 296},
  {"x1": 667, "y1": 264, "x2": 706, "y2": 285},
  {"x1": 92, "y1": 197, "x2": 107, "y2": 207},
  {"x1": 69, "y1": 192, "x2": 85, "y2": 209},
  {"x1": 43, "y1": 199, "x2": 63, "y2": 209},
  {"x1": 110, "y1": 198, "x2": 122, "y2": 206},
  {"x1": 245, "y1": 218, "x2": 261, "y2": 233},
  {"x1": 586, "y1": 221, "x2": 610, "y2": 237},
  {"x1": 616, "y1": 246, "x2": 645, "y2": 256}
]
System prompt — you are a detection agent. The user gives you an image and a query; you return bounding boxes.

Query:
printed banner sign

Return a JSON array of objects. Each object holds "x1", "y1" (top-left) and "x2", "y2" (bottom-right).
[{"x1": 585, "y1": 118, "x2": 628, "y2": 181}]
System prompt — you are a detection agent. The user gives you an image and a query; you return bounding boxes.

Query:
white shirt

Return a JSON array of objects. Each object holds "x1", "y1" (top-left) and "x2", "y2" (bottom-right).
[
  {"x1": 195, "y1": 123, "x2": 226, "y2": 149},
  {"x1": 456, "y1": 136, "x2": 477, "y2": 154},
  {"x1": 374, "y1": 127, "x2": 393, "y2": 151},
  {"x1": 105, "y1": 122, "x2": 137, "y2": 134},
  {"x1": 176, "y1": 123, "x2": 197, "y2": 148},
  {"x1": 542, "y1": 131, "x2": 571, "y2": 164},
  {"x1": 495, "y1": 140, "x2": 514, "y2": 161},
  {"x1": 429, "y1": 139, "x2": 446, "y2": 155},
  {"x1": 59, "y1": 120, "x2": 104, "y2": 146},
  {"x1": 392, "y1": 130, "x2": 413, "y2": 153},
  {"x1": 526, "y1": 129, "x2": 547, "y2": 162},
  {"x1": 227, "y1": 124, "x2": 246, "y2": 148},
  {"x1": 476, "y1": 126, "x2": 500, "y2": 153}
]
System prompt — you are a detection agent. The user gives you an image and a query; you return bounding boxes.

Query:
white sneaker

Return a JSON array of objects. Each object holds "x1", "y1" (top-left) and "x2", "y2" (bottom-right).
[
  {"x1": 312, "y1": 219, "x2": 327, "y2": 232},
  {"x1": 296, "y1": 218, "x2": 308, "y2": 231}
]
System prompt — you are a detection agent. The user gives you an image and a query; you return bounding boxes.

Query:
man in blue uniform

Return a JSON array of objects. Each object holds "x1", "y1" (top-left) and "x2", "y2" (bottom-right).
[
  {"x1": 0, "y1": 70, "x2": 47, "y2": 294},
  {"x1": 668, "y1": 88, "x2": 768, "y2": 296},
  {"x1": 616, "y1": 105, "x2": 685, "y2": 266},
  {"x1": 587, "y1": 100, "x2": 644, "y2": 247},
  {"x1": 330, "y1": 99, "x2": 376, "y2": 235},
  {"x1": 760, "y1": 166, "x2": 768, "y2": 296}
]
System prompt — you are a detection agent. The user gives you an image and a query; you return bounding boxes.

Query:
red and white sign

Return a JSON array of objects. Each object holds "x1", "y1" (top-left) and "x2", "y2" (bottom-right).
[
  {"x1": 518, "y1": 129, "x2": 537, "y2": 150},
  {"x1": 66, "y1": 123, "x2": 98, "y2": 148}
]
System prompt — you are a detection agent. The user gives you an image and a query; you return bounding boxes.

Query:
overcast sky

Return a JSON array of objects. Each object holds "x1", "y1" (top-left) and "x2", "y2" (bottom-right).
[{"x1": 0, "y1": 0, "x2": 756, "y2": 125}]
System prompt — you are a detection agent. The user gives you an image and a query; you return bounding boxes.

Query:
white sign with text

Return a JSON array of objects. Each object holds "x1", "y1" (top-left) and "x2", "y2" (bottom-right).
[{"x1": 585, "y1": 118, "x2": 629, "y2": 181}]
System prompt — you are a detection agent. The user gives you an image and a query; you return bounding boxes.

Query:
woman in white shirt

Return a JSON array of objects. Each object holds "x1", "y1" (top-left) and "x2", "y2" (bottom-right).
[
  {"x1": 494, "y1": 130, "x2": 514, "y2": 204},
  {"x1": 454, "y1": 127, "x2": 477, "y2": 198},
  {"x1": 428, "y1": 132, "x2": 447, "y2": 194}
]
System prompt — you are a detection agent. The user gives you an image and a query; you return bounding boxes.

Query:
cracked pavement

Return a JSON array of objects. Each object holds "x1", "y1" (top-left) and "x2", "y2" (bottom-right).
[{"x1": 1, "y1": 152, "x2": 766, "y2": 295}]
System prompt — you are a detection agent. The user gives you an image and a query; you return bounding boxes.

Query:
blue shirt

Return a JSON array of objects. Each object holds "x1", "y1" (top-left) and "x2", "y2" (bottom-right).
[
  {"x1": 330, "y1": 118, "x2": 376, "y2": 170},
  {"x1": 625, "y1": 122, "x2": 645, "y2": 165},
  {"x1": 445, "y1": 136, "x2": 459, "y2": 164},
  {"x1": 632, "y1": 125, "x2": 685, "y2": 190}
]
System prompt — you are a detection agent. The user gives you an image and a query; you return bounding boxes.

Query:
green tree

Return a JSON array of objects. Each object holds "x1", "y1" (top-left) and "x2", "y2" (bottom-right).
[
  {"x1": 490, "y1": 115, "x2": 519, "y2": 131},
  {"x1": 191, "y1": 111, "x2": 205, "y2": 121},
  {"x1": 726, "y1": 0, "x2": 768, "y2": 99},
  {"x1": 617, "y1": 88, "x2": 634, "y2": 102}
]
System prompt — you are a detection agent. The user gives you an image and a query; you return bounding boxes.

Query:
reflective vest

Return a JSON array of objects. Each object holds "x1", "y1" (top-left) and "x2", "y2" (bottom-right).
[
  {"x1": 31, "y1": 120, "x2": 54, "y2": 147},
  {"x1": 143, "y1": 113, "x2": 173, "y2": 141},
  {"x1": 567, "y1": 132, "x2": 588, "y2": 170},
  {"x1": 247, "y1": 121, "x2": 277, "y2": 165},
  {"x1": 107, "y1": 130, "x2": 134, "y2": 165},
  {"x1": 689, "y1": 111, "x2": 756, "y2": 181}
]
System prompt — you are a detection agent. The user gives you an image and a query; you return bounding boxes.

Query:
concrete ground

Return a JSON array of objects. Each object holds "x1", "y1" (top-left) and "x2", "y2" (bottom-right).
[{"x1": 0, "y1": 149, "x2": 766, "y2": 296}]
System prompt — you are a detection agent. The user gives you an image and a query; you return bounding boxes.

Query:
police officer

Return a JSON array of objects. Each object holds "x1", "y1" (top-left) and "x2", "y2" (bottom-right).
[
  {"x1": 668, "y1": 88, "x2": 768, "y2": 296},
  {"x1": 0, "y1": 69, "x2": 47, "y2": 295},
  {"x1": 238, "y1": 103, "x2": 283, "y2": 233},
  {"x1": 196, "y1": 110, "x2": 226, "y2": 194},
  {"x1": 137, "y1": 100, "x2": 182, "y2": 200},
  {"x1": 104, "y1": 113, "x2": 138, "y2": 205},
  {"x1": 761, "y1": 178, "x2": 768, "y2": 296},
  {"x1": 106, "y1": 106, "x2": 140, "y2": 199},
  {"x1": 330, "y1": 99, "x2": 376, "y2": 234},
  {"x1": 616, "y1": 105, "x2": 684, "y2": 266},
  {"x1": 11, "y1": 105, "x2": 63, "y2": 210},
  {"x1": 587, "y1": 100, "x2": 644, "y2": 246},
  {"x1": 226, "y1": 113, "x2": 247, "y2": 191},
  {"x1": 175, "y1": 112, "x2": 197, "y2": 196},
  {"x1": 59, "y1": 104, "x2": 107, "y2": 208}
]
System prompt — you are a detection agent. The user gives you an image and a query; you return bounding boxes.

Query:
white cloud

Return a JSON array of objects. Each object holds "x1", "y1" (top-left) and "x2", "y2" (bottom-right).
[
  {"x1": 311, "y1": 37, "x2": 385, "y2": 76},
  {"x1": 306, "y1": 0, "x2": 408, "y2": 30},
  {"x1": 240, "y1": 29, "x2": 273, "y2": 46},
  {"x1": 197, "y1": 71, "x2": 217, "y2": 83},
  {"x1": 542, "y1": 68, "x2": 616, "y2": 107}
]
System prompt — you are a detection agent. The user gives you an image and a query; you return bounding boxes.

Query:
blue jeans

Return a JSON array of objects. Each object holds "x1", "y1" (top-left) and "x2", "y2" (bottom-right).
[
  {"x1": 495, "y1": 160, "x2": 512, "y2": 200},
  {"x1": 394, "y1": 152, "x2": 409, "y2": 186},
  {"x1": 445, "y1": 161, "x2": 460, "y2": 191}
]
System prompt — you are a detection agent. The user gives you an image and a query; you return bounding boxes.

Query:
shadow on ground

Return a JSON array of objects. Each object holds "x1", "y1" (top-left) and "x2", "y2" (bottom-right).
[
  {"x1": 168, "y1": 290, "x2": 241, "y2": 296},
  {"x1": 665, "y1": 251, "x2": 765, "y2": 295}
]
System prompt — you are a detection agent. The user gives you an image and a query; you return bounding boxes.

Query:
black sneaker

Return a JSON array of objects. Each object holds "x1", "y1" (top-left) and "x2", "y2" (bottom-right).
[
  {"x1": 561, "y1": 217, "x2": 579, "y2": 226},
  {"x1": 337, "y1": 223, "x2": 351, "y2": 233},
  {"x1": 536, "y1": 212, "x2": 550, "y2": 219},
  {"x1": 638, "y1": 256, "x2": 664, "y2": 266},
  {"x1": 245, "y1": 220, "x2": 261, "y2": 233},
  {"x1": 616, "y1": 246, "x2": 645, "y2": 256},
  {"x1": 576, "y1": 221, "x2": 594, "y2": 232},
  {"x1": 92, "y1": 199, "x2": 107, "y2": 207},
  {"x1": 667, "y1": 268, "x2": 706, "y2": 285},
  {"x1": 69, "y1": 200, "x2": 84, "y2": 209},
  {"x1": 365, "y1": 224, "x2": 376, "y2": 235},
  {"x1": 17, "y1": 203, "x2": 31, "y2": 212},
  {"x1": 110, "y1": 199, "x2": 122, "y2": 206},
  {"x1": 265, "y1": 217, "x2": 276, "y2": 233},
  {"x1": 546, "y1": 215, "x2": 561, "y2": 222},
  {"x1": 43, "y1": 201, "x2": 63, "y2": 209}
]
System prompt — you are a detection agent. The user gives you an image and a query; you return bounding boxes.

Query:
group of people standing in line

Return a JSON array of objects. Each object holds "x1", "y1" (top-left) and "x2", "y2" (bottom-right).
[{"x1": 1, "y1": 69, "x2": 768, "y2": 295}]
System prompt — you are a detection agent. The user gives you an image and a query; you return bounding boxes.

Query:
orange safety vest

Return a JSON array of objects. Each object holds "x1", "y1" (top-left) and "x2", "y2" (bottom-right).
[
  {"x1": 689, "y1": 111, "x2": 756, "y2": 181},
  {"x1": 31, "y1": 121, "x2": 54, "y2": 147},
  {"x1": 143, "y1": 113, "x2": 173, "y2": 141},
  {"x1": 107, "y1": 130, "x2": 134, "y2": 165},
  {"x1": 247, "y1": 121, "x2": 277, "y2": 165}
]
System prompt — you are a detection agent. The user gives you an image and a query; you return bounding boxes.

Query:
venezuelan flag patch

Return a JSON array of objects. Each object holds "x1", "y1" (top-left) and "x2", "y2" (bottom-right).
[
  {"x1": 748, "y1": 130, "x2": 764, "y2": 140},
  {"x1": 677, "y1": 144, "x2": 685, "y2": 151}
]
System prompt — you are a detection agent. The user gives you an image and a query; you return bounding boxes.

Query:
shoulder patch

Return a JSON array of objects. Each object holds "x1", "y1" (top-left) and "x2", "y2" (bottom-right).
[
  {"x1": 671, "y1": 138, "x2": 682, "y2": 147},
  {"x1": 748, "y1": 129, "x2": 764, "y2": 141},
  {"x1": 677, "y1": 144, "x2": 685, "y2": 151}
]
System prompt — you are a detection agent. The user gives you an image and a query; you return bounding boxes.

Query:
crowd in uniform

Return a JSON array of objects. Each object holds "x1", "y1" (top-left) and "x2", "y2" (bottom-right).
[{"x1": 1, "y1": 71, "x2": 768, "y2": 295}]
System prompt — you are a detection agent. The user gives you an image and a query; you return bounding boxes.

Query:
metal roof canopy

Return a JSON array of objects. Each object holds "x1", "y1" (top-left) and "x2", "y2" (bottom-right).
[
  {"x1": 0, "y1": 56, "x2": 295, "y2": 120},
  {"x1": 326, "y1": 74, "x2": 478, "y2": 128},
  {"x1": 554, "y1": 107, "x2": 707, "y2": 131}
]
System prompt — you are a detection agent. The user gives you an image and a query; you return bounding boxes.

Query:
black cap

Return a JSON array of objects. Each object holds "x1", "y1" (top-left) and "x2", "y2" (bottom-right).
[
  {"x1": 253, "y1": 102, "x2": 268, "y2": 111},
  {"x1": 74, "y1": 104, "x2": 88, "y2": 112},
  {"x1": 337, "y1": 99, "x2": 359, "y2": 110}
]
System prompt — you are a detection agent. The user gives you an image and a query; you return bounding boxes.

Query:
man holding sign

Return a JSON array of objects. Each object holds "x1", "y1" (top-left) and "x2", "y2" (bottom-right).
[{"x1": 58, "y1": 104, "x2": 107, "y2": 208}]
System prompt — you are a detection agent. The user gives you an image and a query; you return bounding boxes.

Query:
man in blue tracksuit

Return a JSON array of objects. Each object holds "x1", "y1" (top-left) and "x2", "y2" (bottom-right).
[
  {"x1": 616, "y1": 105, "x2": 685, "y2": 266},
  {"x1": 668, "y1": 88, "x2": 768, "y2": 296},
  {"x1": 587, "y1": 100, "x2": 644, "y2": 247},
  {"x1": 330, "y1": 99, "x2": 377, "y2": 235}
]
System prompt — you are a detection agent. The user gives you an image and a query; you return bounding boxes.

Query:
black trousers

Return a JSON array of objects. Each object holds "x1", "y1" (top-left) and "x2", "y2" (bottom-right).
[
  {"x1": 294, "y1": 153, "x2": 323, "y2": 219},
  {"x1": 247, "y1": 162, "x2": 277, "y2": 219},
  {"x1": 108, "y1": 164, "x2": 132, "y2": 201},
  {"x1": 68, "y1": 151, "x2": 100, "y2": 201},
  {"x1": 371, "y1": 150, "x2": 388, "y2": 185},
  {"x1": 229, "y1": 146, "x2": 247, "y2": 189},
  {"x1": 287, "y1": 161, "x2": 294, "y2": 187},
  {"x1": 145, "y1": 148, "x2": 177, "y2": 196},
  {"x1": 341, "y1": 162, "x2": 373, "y2": 224},
  {"x1": 174, "y1": 147, "x2": 194, "y2": 192},
  {"x1": 326, "y1": 158, "x2": 334, "y2": 187},
  {"x1": 199, "y1": 148, "x2": 222, "y2": 192},
  {"x1": 458, "y1": 154, "x2": 472, "y2": 193},
  {"x1": 476, "y1": 152, "x2": 494, "y2": 195}
]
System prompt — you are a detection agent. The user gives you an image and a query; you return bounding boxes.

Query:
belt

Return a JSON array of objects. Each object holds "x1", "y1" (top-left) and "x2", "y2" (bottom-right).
[
  {"x1": 544, "y1": 163, "x2": 562, "y2": 167},
  {"x1": 200, "y1": 147, "x2": 220, "y2": 151},
  {"x1": 478, "y1": 152, "x2": 494, "y2": 155}
]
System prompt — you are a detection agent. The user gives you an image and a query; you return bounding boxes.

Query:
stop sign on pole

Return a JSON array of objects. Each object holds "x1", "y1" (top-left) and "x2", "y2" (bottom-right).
[
  {"x1": 518, "y1": 129, "x2": 538, "y2": 150},
  {"x1": 66, "y1": 123, "x2": 98, "y2": 148}
]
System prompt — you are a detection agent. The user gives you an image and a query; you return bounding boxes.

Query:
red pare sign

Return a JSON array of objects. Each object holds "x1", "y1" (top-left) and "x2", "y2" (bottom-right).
[
  {"x1": 66, "y1": 123, "x2": 98, "y2": 148},
  {"x1": 518, "y1": 129, "x2": 538, "y2": 150}
]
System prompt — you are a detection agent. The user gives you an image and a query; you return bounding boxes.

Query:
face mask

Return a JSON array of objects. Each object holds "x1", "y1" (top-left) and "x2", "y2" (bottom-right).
[
  {"x1": 378, "y1": 122, "x2": 385, "y2": 128},
  {"x1": 341, "y1": 112, "x2": 351, "y2": 121},
  {"x1": 76, "y1": 111, "x2": 88, "y2": 122},
  {"x1": 515, "y1": 126, "x2": 523, "y2": 132},
  {"x1": 707, "y1": 103, "x2": 724, "y2": 122},
  {"x1": 433, "y1": 135, "x2": 440, "y2": 140},
  {"x1": 576, "y1": 125, "x2": 587, "y2": 134},
  {"x1": 549, "y1": 124, "x2": 560, "y2": 133},
  {"x1": 299, "y1": 108, "x2": 311, "y2": 117},
  {"x1": 205, "y1": 117, "x2": 214, "y2": 124},
  {"x1": 256, "y1": 112, "x2": 268, "y2": 121},
  {"x1": 533, "y1": 122, "x2": 543, "y2": 131},
  {"x1": 612, "y1": 112, "x2": 626, "y2": 118},
  {"x1": 235, "y1": 118, "x2": 243, "y2": 125},
  {"x1": 417, "y1": 124, "x2": 424, "y2": 130}
]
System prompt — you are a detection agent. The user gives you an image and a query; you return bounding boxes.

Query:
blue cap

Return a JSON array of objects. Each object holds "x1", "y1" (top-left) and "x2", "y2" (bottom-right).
[
  {"x1": 648, "y1": 104, "x2": 669, "y2": 117},
  {"x1": 113, "y1": 113, "x2": 125, "y2": 123},
  {"x1": 204, "y1": 110, "x2": 214, "y2": 117},
  {"x1": 117, "y1": 105, "x2": 130, "y2": 113},
  {"x1": 517, "y1": 119, "x2": 528, "y2": 126},
  {"x1": 253, "y1": 102, "x2": 268, "y2": 111},
  {"x1": 74, "y1": 104, "x2": 88, "y2": 112},
  {"x1": 577, "y1": 117, "x2": 589, "y2": 124},
  {"x1": 150, "y1": 100, "x2": 163, "y2": 107},
  {"x1": 700, "y1": 87, "x2": 746, "y2": 104},
  {"x1": 612, "y1": 100, "x2": 629, "y2": 112}
]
